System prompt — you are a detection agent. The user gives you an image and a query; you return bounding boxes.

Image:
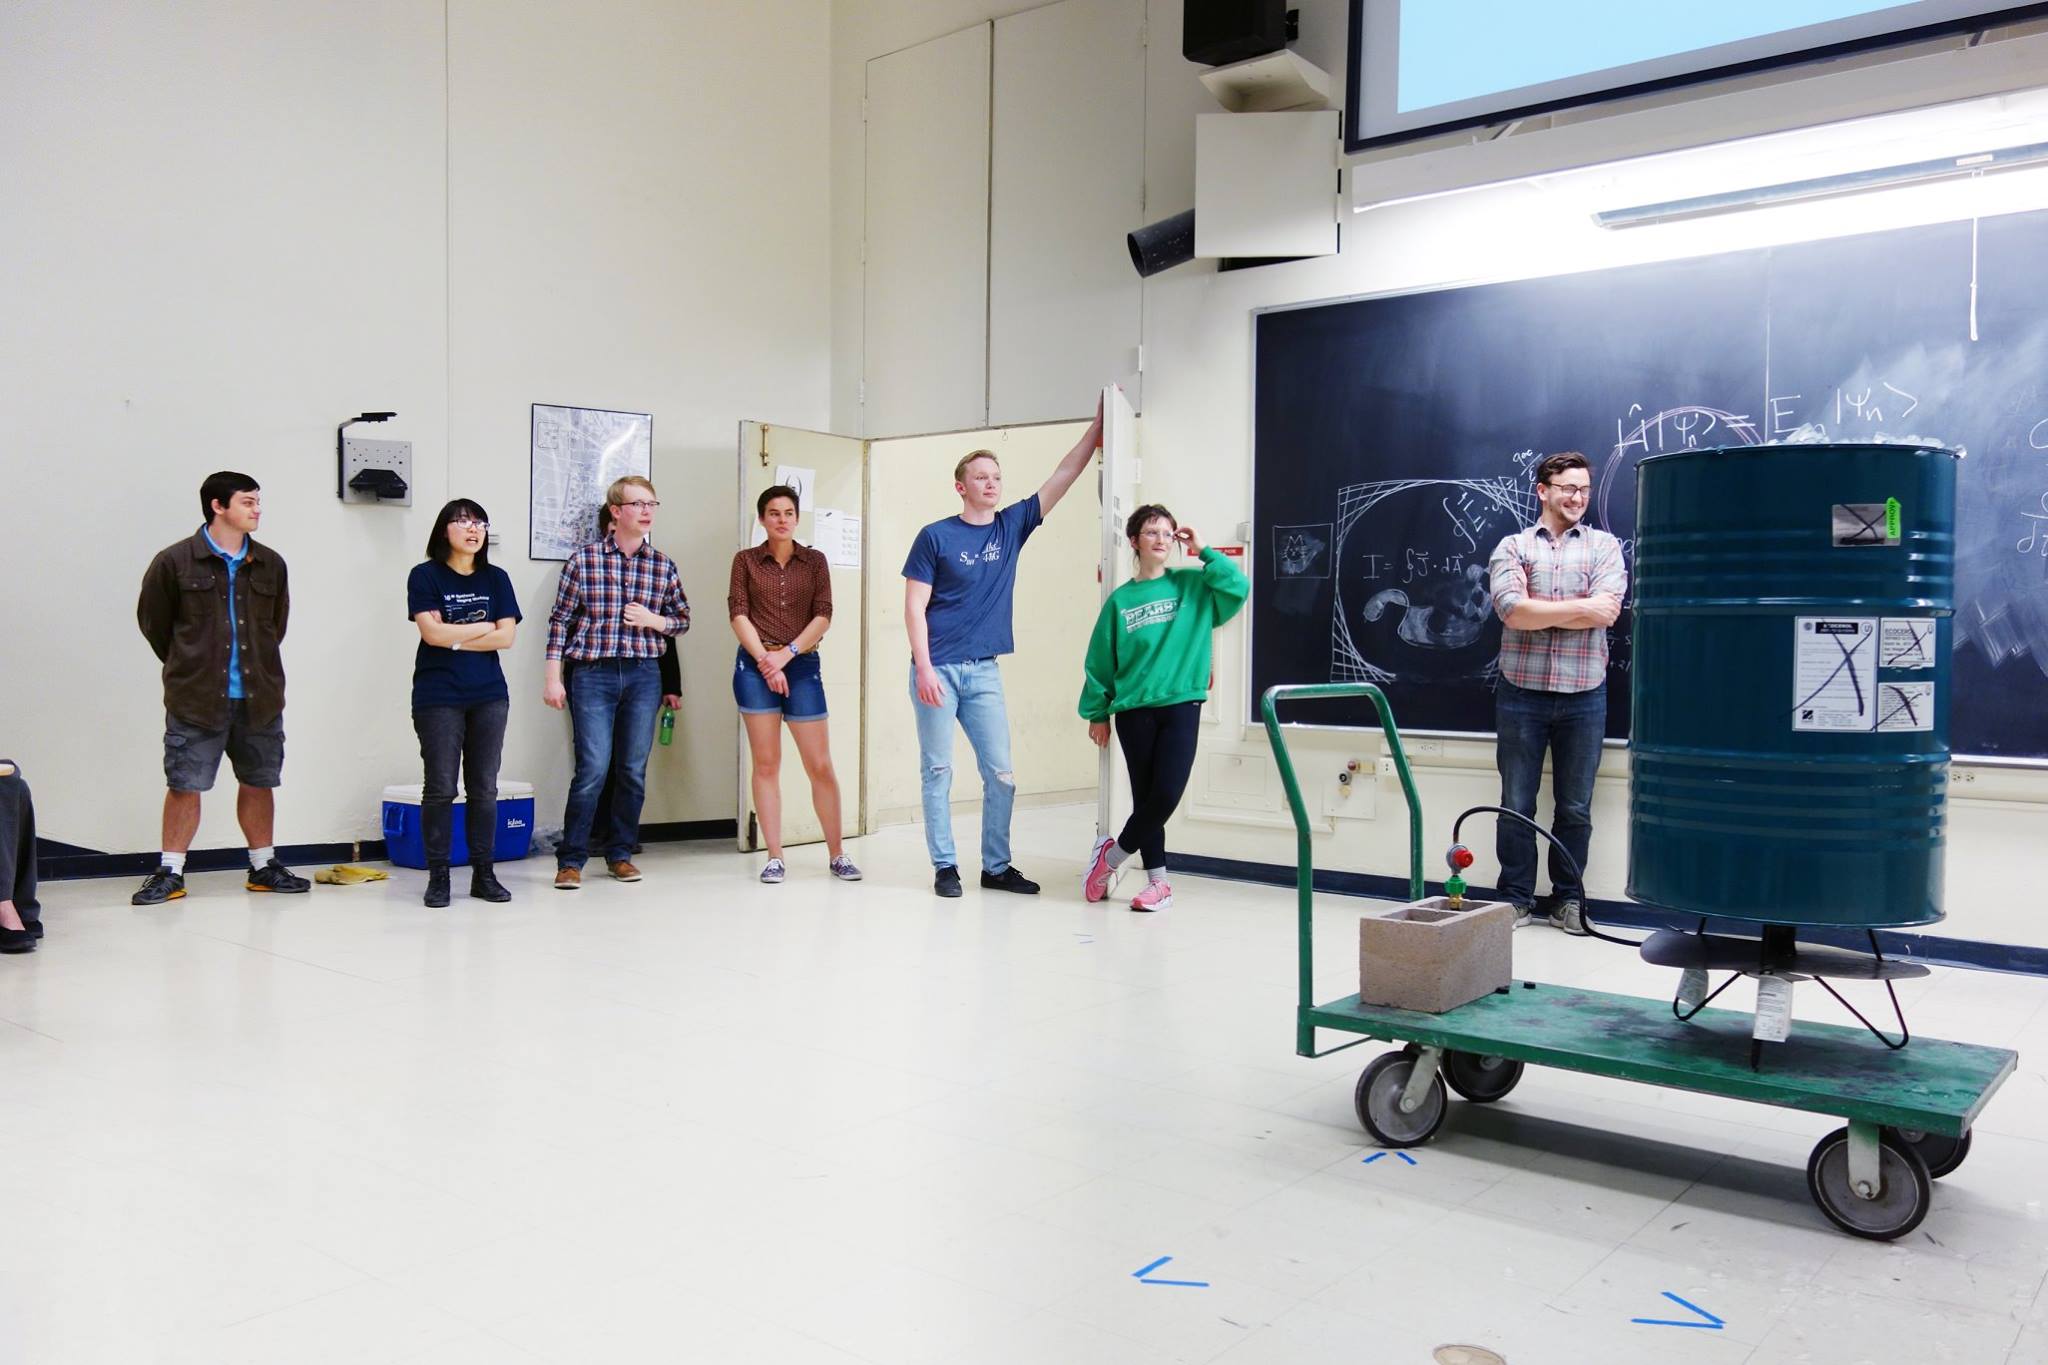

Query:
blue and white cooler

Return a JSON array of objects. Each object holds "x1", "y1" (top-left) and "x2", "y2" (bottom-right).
[{"x1": 381, "y1": 781, "x2": 536, "y2": 869}]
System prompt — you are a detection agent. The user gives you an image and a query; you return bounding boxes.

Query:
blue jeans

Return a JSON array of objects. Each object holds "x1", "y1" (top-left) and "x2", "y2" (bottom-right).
[
  {"x1": 909, "y1": 659, "x2": 1014, "y2": 873},
  {"x1": 1495, "y1": 679, "x2": 1606, "y2": 908},
  {"x1": 560, "y1": 658, "x2": 661, "y2": 867}
]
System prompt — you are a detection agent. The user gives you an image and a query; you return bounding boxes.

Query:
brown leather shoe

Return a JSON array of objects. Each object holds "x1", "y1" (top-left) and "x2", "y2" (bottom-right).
[
  {"x1": 607, "y1": 859, "x2": 643, "y2": 882},
  {"x1": 553, "y1": 865, "x2": 582, "y2": 891}
]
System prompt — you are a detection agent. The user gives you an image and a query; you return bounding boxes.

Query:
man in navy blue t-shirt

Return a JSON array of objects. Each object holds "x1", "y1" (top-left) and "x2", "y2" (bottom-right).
[{"x1": 903, "y1": 394, "x2": 1104, "y2": 898}]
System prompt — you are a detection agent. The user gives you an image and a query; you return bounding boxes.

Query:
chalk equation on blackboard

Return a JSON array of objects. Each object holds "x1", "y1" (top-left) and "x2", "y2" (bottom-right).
[
  {"x1": 2019, "y1": 493, "x2": 2048, "y2": 557},
  {"x1": 1597, "y1": 404, "x2": 1763, "y2": 531},
  {"x1": 1330, "y1": 475, "x2": 1534, "y2": 686}
]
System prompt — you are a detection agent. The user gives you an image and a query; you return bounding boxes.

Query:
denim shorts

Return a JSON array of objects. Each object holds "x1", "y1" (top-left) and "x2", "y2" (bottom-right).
[
  {"x1": 164, "y1": 702, "x2": 285, "y2": 792},
  {"x1": 733, "y1": 646, "x2": 827, "y2": 720}
]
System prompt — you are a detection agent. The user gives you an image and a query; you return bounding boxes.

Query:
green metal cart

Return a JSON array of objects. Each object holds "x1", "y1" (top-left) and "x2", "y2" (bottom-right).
[{"x1": 1261, "y1": 682, "x2": 2018, "y2": 1241}]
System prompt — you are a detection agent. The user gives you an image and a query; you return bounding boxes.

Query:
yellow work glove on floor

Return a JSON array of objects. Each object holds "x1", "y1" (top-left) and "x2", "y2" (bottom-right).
[{"x1": 314, "y1": 864, "x2": 390, "y2": 885}]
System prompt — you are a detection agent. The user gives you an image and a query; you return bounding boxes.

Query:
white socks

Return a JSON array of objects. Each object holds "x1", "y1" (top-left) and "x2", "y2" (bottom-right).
[
  {"x1": 1146, "y1": 866, "x2": 1168, "y2": 885},
  {"x1": 1106, "y1": 843, "x2": 1133, "y2": 870},
  {"x1": 162, "y1": 851, "x2": 187, "y2": 874},
  {"x1": 248, "y1": 846, "x2": 274, "y2": 869}
]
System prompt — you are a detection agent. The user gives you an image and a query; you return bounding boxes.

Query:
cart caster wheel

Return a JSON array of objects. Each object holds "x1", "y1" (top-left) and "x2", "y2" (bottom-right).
[
  {"x1": 1807, "y1": 1127, "x2": 1932, "y2": 1241},
  {"x1": 1355, "y1": 1050, "x2": 1447, "y2": 1148},
  {"x1": 1443, "y1": 1051, "x2": 1523, "y2": 1104},
  {"x1": 1886, "y1": 1127, "x2": 1972, "y2": 1179}
]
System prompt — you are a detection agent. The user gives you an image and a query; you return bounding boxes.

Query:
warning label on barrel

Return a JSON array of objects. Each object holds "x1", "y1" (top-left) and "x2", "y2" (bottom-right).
[
  {"x1": 1832, "y1": 503, "x2": 1899, "y2": 547},
  {"x1": 1793, "y1": 617, "x2": 1878, "y2": 731},
  {"x1": 1876, "y1": 681, "x2": 1935, "y2": 732},
  {"x1": 1880, "y1": 618, "x2": 1935, "y2": 670}
]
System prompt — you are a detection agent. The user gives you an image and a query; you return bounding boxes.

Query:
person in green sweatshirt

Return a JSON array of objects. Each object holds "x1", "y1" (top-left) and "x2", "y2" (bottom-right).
[{"x1": 1079, "y1": 504, "x2": 1248, "y2": 910}]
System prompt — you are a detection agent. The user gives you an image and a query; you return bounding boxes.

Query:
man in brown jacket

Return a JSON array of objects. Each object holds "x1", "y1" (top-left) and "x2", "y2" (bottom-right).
[{"x1": 132, "y1": 471, "x2": 310, "y2": 904}]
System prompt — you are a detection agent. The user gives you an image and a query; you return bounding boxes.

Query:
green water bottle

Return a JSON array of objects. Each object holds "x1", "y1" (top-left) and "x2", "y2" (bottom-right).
[{"x1": 658, "y1": 705, "x2": 674, "y2": 746}]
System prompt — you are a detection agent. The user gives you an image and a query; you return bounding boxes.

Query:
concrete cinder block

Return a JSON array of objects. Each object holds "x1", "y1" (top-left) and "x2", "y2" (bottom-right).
[{"x1": 1359, "y1": 896, "x2": 1514, "y2": 1014}]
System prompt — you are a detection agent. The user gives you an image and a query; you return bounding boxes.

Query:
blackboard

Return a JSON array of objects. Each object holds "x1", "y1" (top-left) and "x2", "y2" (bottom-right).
[{"x1": 1251, "y1": 208, "x2": 2048, "y2": 760}]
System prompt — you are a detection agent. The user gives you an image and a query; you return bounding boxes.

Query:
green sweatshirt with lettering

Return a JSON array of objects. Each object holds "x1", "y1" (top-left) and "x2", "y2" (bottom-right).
[{"x1": 1079, "y1": 548, "x2": 1250, "y2": 722}]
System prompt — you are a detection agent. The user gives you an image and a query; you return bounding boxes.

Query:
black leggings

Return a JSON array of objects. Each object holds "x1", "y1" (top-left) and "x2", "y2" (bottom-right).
[{"x1": 1114, "y1": 702, "x2": 1202, "y2": 870}]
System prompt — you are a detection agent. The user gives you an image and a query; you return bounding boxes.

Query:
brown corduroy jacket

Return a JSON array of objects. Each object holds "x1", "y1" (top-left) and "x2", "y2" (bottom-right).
[{"x1": 137, "y1": 529, "x2": 290, "y2": 728}]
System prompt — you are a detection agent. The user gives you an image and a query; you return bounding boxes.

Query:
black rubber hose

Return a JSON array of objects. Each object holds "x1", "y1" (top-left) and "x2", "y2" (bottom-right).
[{"x1": 1450, "y1": 804, "x2": 1644, "y2": 948}]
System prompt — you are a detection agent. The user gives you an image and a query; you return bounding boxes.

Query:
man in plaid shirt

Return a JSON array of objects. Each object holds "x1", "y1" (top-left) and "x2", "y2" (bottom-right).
[
  {"x1": 1486, "y1": 451, "x2": 1626, "y2": 934},
  {"x1": 543, "y1": 475, "x2": 690, "y2": 890}
]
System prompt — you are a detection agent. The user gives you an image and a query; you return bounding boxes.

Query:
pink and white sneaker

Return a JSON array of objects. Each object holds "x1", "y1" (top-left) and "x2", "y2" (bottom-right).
[
  {"x1": 1129, "y1": 879, "x2": 1173, "y2": 912},
  {"x1": 1082, "y1": 836, "x2": 1117, "y2": 902}
]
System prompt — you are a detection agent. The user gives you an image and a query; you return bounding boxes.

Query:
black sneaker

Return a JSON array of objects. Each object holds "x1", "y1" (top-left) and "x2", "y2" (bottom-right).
[
  {"x1": 423, "y1": 866, "x2": 451, "y2": 908},
  {"x1": 934, "y1": 864, "x2": 963, "y2": 898},
  {"x1": 980, "y1": 866, "x2": 1040, "y2": 895},
  {"x1": 132, "y1": 866, "x2": 187, "y2": 905},
  {"x1": 246, "y1": 860, "x2": 311, "y2": 894},
  {"x1": 470, "y1": 867, "x2": 512, "y2": 903}
]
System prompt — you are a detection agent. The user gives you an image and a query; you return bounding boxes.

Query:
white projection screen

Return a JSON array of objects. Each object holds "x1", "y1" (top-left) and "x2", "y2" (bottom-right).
[{"x1": 1346, "y1": 1, "x2": 2048, "y2": 151}]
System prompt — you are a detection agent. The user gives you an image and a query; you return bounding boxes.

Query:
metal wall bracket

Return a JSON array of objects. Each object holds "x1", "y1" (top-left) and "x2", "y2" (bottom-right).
[{"x1": 341, "y1": 437, "x2": 413, "y2": 507}]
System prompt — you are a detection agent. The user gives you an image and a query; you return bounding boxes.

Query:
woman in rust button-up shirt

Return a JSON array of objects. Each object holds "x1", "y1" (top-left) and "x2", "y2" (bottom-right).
[{"x1": 728, "y1": 485, "x2": 859, "y2": 885}]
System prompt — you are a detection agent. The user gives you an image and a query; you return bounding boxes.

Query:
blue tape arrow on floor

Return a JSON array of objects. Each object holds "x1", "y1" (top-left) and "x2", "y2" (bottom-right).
[
  {"x1": 1130, "y1": 1255, "x2": 1209, "y2": 1288},
  {"x1": 1630, "y1": 1292, "x2": 1724, "y2": 1329}
]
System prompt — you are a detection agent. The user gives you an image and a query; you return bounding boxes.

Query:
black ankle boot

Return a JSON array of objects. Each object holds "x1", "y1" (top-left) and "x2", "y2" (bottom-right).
[
  {"x1": 469, "y1": 864, "x2": 512, "y2": 903},
  {"x1": 424, "y1": 864, "x2": 451, "y2": 908}
]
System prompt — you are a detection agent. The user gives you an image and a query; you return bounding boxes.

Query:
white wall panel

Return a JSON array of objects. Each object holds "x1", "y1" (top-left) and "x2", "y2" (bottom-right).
[
  {"x1": 988, "y1": 0, "x2": 1146, "y2": 423},
  {"x1": 0, "y1": 0, "x2": 832, "y2": 853},
  {"x1": 863, "y1": 24, "x2": 991, "y2": 437}
]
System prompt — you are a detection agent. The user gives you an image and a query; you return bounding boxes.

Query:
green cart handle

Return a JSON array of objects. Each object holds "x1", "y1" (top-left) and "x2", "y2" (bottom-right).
[{"x1": 1260, "y1": 684, "x2": 1425, "y2": 1056}]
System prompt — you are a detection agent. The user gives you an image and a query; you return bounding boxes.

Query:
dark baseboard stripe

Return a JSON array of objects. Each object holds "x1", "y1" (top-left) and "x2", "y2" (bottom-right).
[
  {"x1": 1171, "y1": 852, "x2": 2048, "y2": 978},
  {"x1": 639, "y1": 820, "x2": 739, "y2": 844},
  {"x1": 39, "y1": 820, "x2": 739, "y2": 883},
  {"x1": 41, "y1": 841, "x2": 389, "y2": 882}
]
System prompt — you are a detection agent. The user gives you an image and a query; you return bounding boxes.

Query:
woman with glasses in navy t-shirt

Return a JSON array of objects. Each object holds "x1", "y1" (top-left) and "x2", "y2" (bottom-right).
[{"x1": 407, "y1": 498, "x2": 522, "y2": 907}]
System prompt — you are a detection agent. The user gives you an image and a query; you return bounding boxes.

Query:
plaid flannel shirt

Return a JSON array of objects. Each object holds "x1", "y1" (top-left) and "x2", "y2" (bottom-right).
[
  {"x1": 1488, "y1": 522, "x2": 1626, "y2": 694},
  {"x1": 545, "y1": 534, "x2": 690, "y2": 662}
]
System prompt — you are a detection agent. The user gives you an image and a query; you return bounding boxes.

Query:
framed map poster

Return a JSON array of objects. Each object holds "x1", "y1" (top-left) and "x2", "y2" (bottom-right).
[{"x1": 528, "y1": 403, "x2": 653, "y2": 560}]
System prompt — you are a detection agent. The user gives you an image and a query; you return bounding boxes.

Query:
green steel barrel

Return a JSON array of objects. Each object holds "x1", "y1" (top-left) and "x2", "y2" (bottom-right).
[{"x1": 1627, "y1": 443, "x2": 1956, "y2": 927}]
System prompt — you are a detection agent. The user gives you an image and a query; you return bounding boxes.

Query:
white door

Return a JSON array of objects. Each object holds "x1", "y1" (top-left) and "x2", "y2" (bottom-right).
[
  {"x1": 1097, "y1": 385, "x2": 1139, "y2": 840},
  {"x1": 864, "y1": 419, "x2": 1104, "y2": 834},
  {"x1": 735, "y1": 422, "x2": 868, "y2": 853}
]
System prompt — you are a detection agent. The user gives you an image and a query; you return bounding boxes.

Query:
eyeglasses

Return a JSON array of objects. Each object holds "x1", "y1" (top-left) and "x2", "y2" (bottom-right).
[
  {"x1": 1544, "y1": 483, "x2": 1593, "y2": 501},
  {"x1": 449, "y1": 516, "x2": 488, "y2": 530},
  {"x1": 619, "y1": 500, "x2": 660, "y2": 511}
]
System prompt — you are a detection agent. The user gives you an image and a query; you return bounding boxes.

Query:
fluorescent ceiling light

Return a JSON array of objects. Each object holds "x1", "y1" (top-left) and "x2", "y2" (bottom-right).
[{"x1": 1593, "y1": 138, "x2": 2048, "y2": 225}]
